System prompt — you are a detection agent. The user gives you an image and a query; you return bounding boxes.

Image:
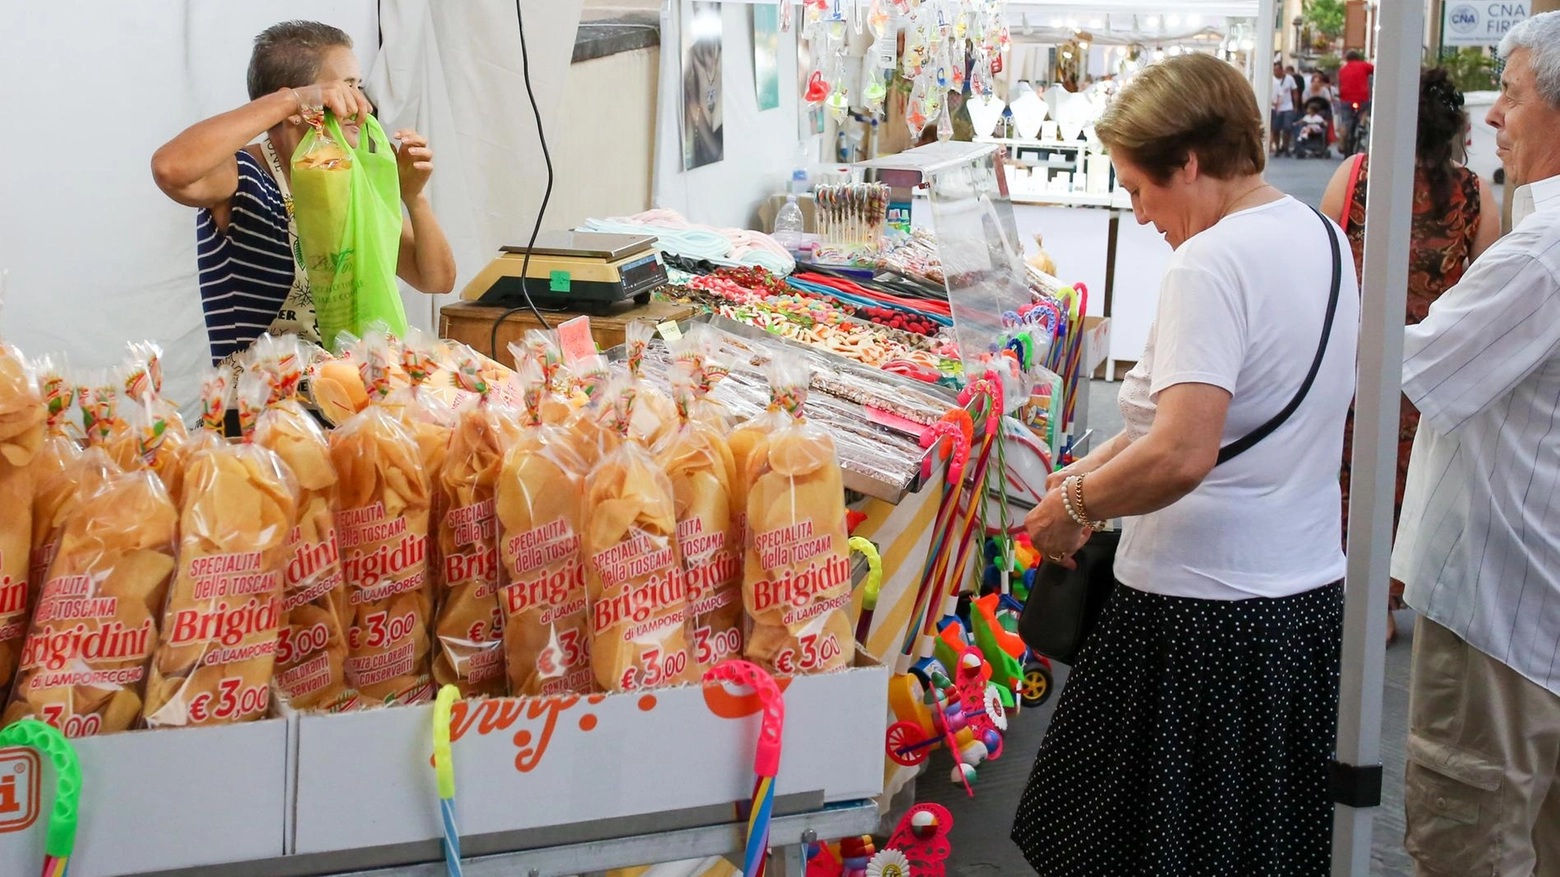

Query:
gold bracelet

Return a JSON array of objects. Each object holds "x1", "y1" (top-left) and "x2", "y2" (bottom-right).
[
  {"x1": 1061, "y1": 481, "x2": 1086, "y2": 527},
  {"x1": 1070, "y1": 474, "x2": 1107, "y2": 530},
  {"x1": 1061, "y1": 476, "x2": 1098, "y2": 529}
]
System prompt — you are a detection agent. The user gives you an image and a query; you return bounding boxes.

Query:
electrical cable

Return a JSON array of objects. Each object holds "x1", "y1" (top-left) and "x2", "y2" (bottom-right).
[{"x1": 489, "y1": 0, "x2": 556, "y2": 360}]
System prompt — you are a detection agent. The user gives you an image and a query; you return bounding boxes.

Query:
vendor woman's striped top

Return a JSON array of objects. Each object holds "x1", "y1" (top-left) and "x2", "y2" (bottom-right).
[{"x1": 195, "y1": 150, "x2": 295, "y2": 364}]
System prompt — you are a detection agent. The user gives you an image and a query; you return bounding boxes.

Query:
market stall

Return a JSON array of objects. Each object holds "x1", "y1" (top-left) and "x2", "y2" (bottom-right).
[{"x1": 0, "y1": 0, "x2": 1415, "y2": 875}]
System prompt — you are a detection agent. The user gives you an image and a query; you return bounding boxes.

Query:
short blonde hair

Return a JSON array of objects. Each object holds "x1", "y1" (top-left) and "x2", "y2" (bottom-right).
[{"x1": 1095, "y1": 54, "x2": 1266, "y2": 183}]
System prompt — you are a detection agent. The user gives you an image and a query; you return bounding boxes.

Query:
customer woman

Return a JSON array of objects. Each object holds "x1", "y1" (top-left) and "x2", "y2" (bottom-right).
[
  {"x1": 1321, "y1": 67, "x2": 1499, "y2": 643},
  {"x1": 1012, "y1": 53, "x2": 1359, "y2": 877},
  {"x1": 151, "y1": 20, "x2": 457, "y2": 370}
]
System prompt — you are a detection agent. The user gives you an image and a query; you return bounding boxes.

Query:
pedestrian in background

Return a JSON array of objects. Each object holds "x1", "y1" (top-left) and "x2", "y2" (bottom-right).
[{"x1": 1337, "y1": 50, "x2": 1375, "y2": 153}]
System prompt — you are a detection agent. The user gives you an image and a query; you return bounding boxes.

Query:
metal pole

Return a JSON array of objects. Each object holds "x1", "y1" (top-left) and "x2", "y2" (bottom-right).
[
  {"x1": 1331, "y1": 0, "x2": 1423, "y2": 874},
  {"x1": 1253, "y1": 0, "x2": 1278, "y2": 139}
]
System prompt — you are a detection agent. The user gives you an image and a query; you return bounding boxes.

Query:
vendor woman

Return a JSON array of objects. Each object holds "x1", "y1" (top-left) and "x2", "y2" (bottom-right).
[{"x1": 152, "y1": 20, "x2": 456, "y2": 367}]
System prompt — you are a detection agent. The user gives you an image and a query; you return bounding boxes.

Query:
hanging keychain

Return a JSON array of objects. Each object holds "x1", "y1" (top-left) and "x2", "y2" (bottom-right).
[{"x1": 825, "y1": 40, "x2": 851, "y2": 123}]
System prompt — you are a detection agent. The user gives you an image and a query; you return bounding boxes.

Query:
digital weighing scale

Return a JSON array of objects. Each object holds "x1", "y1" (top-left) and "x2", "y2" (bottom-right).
[{"x1": 460, "y1": 231, "x2": 668, "y2": 314}]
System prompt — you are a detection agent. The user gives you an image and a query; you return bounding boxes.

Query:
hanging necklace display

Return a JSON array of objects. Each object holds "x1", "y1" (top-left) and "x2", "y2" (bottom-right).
[{"x1": 797, "y1": 0, "x2": 1011, "y2": 139}]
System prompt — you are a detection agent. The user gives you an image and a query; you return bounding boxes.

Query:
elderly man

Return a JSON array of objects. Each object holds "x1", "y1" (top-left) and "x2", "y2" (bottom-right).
[{"x1": 1391, "y1": 11, "x2": 1560, "y2": 877}]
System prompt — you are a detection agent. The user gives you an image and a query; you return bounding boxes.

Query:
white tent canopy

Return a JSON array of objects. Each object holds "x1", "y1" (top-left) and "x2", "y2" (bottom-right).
[{"x1": 0, "y1": 0, "x2": 580, "y2": 408}]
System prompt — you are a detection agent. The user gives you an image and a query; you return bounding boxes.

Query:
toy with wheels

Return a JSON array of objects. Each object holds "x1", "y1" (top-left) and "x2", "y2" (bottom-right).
[
  {"x1": 972, "y1": 591, "x2": 1056, "y2": 708},
  {"x1": 932, "y1": 618, "x2": 993, "y2": 690},
  {"x1": 1020, "y1": 659, "x2": 1054, "y2": 708},
  {"x1": 885, "y1": 646, "x2": 1007, "y2": 795},
  {"x1": 951, "y1": 652, "x2": 1003, "y2": 763},
  {"x1": 968, "y1": 593, "x2": 1023, "y2": 709},
  {"x1": 885, "y1": 684, "x2": 977, "y2": 795}
]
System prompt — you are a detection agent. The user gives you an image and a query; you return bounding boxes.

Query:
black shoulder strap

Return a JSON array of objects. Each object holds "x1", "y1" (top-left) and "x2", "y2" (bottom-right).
[{"x1": 1216, "y1": 205, "x2": 1344, "y2": 465}]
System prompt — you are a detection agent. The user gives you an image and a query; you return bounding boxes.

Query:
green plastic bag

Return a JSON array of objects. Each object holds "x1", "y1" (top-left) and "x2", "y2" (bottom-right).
[{"x1": 291, "y1": 112, "x2": 406, "y2": 349}]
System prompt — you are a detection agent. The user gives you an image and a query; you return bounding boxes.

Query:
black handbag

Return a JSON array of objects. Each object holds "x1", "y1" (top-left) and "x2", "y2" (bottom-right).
[{"x1": 1017, "y1": 205, "x2": 1345, "y2": 665}]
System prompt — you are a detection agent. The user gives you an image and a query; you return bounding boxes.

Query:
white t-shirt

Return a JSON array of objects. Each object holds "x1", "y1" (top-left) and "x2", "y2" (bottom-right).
[
  {"x1": 1114, "y1": 196, "x2": 1359, "y2": 600},
  {"x1": 1273, "y1": 76, "x2": 1295, "y2": 112}
]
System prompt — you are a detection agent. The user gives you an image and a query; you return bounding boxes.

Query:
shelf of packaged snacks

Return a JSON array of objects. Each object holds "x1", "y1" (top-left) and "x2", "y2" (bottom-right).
[{"x1": 0, "y1": 547, "x2": 890, "y2": 877}]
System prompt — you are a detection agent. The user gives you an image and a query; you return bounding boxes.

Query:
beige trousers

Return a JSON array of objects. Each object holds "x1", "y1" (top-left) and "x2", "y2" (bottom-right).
[{"x1": 1405, "y1": 616, "x2": 1560, "y2": 877}]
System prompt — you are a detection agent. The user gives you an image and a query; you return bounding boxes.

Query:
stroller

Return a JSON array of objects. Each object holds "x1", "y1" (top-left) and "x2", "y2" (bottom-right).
[{"x1": 1292, "y1": 97, "x2": 1332, "y2": 159}]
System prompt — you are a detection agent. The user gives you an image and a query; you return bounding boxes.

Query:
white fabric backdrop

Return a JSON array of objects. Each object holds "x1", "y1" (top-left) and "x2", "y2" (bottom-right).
[
  {"x1": 368, "y1": 0, "x2": 582, "y2": 351},
  {"x1": 0, "y1": 0, "x2": 579, "y2": 407},
  {"x1": 652, "y1": 0, "x2": 802, "y2": 230},
  {"x1": 0, "y1": 0, "x2": 379, "y2": 408}
]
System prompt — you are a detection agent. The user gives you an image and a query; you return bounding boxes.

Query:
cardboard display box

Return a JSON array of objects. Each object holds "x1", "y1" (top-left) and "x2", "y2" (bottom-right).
[
  {"x1": 0, "y1": 719, "x2": 290, "y2": 877},
  {"x1": 294, "y1": 660, "x2": 888, "y2": 859},
  {"x1": 0, "y1": 661, "x2": 888, "y2": 876}
]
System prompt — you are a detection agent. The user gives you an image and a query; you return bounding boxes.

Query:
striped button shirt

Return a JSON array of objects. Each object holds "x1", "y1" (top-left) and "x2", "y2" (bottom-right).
[
  {"x1": 195, "y1": 150, "x2": 296, "y2": 364},
  {"x1": 1393, "y1": 174, "x2": 1560, "y2": 694}
]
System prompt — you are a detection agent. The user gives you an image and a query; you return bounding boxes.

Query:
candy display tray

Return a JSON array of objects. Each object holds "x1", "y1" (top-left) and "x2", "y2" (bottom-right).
[{"x1": 631, "y1": 314, "x2": 960, "y2": 504}]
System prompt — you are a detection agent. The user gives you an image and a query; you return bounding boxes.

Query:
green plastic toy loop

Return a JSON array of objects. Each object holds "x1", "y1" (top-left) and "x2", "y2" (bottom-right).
[
  {"x1": 433, "y1": 685, "x2": 458, "y2": 801},
  {"x1": 848, "y1": 537, "x2": 883, "y2": 610},
  {"x1": 0, "y1": 720, "x2": 80, "y2": 858}
]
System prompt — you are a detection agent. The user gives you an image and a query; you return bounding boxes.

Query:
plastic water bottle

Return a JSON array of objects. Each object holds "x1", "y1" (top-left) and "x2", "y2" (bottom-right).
[
  {"x1": 790, "y1": 145, "x2": 811, "y2": 194},
  {"x1": 773, "y1": 194, "x2": 805, "y2": 251}
]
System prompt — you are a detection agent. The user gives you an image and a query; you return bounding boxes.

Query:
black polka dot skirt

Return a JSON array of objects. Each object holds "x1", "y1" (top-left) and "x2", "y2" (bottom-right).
[{"x1": 1011, "y1": 580, "x2": 1343, "y2": 877}]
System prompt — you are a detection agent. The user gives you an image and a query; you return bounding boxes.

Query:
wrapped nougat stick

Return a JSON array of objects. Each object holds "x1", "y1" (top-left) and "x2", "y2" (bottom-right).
[
  {"x1": 742, "y1": 360, "x2": 853, "y2": 675},
  {"x1": 497, "y1": 360, "x2": 593, "y2": 695},
  {"x1": 584, "y1": 379, "x2": 692, "y2": 692}
]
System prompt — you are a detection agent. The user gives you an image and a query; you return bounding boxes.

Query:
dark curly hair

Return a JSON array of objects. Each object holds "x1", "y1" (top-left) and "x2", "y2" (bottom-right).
[{"x1": 1417, "y1": 67, "x2": 1467, "y2": 215}]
